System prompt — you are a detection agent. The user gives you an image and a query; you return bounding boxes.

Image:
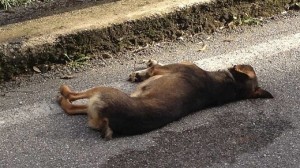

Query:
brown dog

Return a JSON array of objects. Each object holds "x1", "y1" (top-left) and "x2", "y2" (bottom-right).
[{"x1": 58, "y1": 60, "x2": 273, "y2": 140}]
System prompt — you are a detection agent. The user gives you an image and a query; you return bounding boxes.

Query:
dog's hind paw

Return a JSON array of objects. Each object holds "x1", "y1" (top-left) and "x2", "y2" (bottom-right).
[
  {"x1": 60, "y1": 85, "x2": 71, "y2": 98},
  {"x1": 56, "y1": 95, "x2": 63, "y2": 105}
]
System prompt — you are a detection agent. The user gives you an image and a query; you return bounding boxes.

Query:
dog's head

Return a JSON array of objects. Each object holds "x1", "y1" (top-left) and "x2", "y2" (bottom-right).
[{"x1": 228, "y1": 65, "x2": 273, "y2": 99}]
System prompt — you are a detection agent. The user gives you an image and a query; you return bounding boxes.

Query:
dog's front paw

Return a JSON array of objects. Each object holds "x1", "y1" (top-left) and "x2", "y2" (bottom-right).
[
  {"x1": 128, "y1": 71, "x2": 142, "y2": 82},
  {"x1": 143, "y1": 59, "x2": 159, "y2": 67}
]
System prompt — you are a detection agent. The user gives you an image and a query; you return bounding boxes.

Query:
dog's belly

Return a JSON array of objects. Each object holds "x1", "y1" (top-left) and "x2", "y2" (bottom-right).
[
  {"x1": 108, "y1": 112, "x2": 177, "y2": 135},
  {"x1": 103, "y1": 97, "x2": 184, "y2": 135}
]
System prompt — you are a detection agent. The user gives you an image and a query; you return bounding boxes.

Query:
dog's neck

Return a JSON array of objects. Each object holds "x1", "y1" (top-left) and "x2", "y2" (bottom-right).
[
  {"x1": 211, "y1": 69, "x2": 235, "y2": 82},
  {"x1": 203, "y1": 69, "x2": 240, "y2": 104},
  {"x1": 223, "y1": 69, "x2": 235, "y2": 81}
]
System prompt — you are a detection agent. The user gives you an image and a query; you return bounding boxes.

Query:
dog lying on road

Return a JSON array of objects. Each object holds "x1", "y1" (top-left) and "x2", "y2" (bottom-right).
[{"x1": 58, "y1": 60, "x2": 273, "y2": 140}]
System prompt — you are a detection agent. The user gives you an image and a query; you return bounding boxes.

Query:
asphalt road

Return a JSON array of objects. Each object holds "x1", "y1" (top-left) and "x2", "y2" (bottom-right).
[{"x1": 0, "y1": 13, "x2": 300, "y2": 167}]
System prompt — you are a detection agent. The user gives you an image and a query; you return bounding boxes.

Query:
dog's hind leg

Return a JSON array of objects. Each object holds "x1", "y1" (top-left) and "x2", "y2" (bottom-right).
[
  {"x1": 87, "y1": 95, "x2": 114, "y2": 140},
  {"x1": 58, "y1": 96, "x2": 88, "y2": 115},
  {"x1": 58, "y1": 85, "x2": 104, "y2": 115},
  {"x1": 60, "y1": 85, "x2": 103, "y2": 102}
]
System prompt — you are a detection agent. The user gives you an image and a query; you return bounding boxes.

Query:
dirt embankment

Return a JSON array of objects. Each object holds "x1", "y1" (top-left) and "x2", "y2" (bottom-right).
[
  {"x1": 0, "y1": 0, "x2": 119, "y2": 26},
  {"x1": 0, "y1": 0, "x2": 299, "y2": 82}
]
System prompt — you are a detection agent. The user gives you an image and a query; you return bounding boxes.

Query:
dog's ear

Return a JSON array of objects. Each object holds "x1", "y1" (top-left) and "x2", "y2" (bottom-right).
[
  {"x1": 231, "y1": 70, "x2": 249, "y2": 81},
  {"x1": 250, "y1": 87, "x2": 274, "y2": 99},
  {"x1": 229, "y1": 65, "x2": 251, "y2": 81}
]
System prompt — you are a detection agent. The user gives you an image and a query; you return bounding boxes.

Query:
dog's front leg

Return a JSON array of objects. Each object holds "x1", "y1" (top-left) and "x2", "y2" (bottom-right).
[
  {"x1": 128, "y1": 68, "x2": 151, "y2": 82},
  {"x1": 143, "y1": 59, "x2": 163, "y2": 67},
  {"x1": 128, "y1": 59, "x2": 162, "y2": 82}
]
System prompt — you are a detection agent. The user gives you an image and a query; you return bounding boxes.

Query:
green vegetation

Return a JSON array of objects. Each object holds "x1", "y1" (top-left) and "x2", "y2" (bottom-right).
[
  {"x1": 0, "y1": 0, "x2": 299, "y2": 82},
  {"x1": 0, "y1": 0, "x2": 45, "y2": 10},
  {"x1": 64, "y1": 53, "x2": 90, "y2": 69},
  {"x1": 235, "y1": 16, "x2": 262, "y2": 26}
]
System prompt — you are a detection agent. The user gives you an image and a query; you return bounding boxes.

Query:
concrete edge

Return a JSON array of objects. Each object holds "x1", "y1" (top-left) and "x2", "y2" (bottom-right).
[{"x1": 0, "y1": 0, "x2": 298, "y2": 82}]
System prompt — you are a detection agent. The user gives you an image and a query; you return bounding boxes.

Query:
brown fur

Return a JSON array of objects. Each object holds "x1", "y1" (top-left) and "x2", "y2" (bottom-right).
[{"x1": 58, "y1": 60, "x2": 273, "y2": 140}]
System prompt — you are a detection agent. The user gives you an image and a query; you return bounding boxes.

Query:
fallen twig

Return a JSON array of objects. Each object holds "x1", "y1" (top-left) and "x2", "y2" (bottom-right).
[{"x1": 60, "y1": 75, "x2": 76, "y2": 80}]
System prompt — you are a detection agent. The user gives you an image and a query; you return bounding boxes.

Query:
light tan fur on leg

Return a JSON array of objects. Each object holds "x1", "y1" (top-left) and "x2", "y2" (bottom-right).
[
  {"x1": 60, "y1": 85, "x2": 103, "y2": 102},
  {"x1": 58, "y1": 85, "x2": 104, "y2": 115},
  {"x1": 101, "y1": 118, "x2": 113, "y2": 140},
  {"x1": 59, "y1": 85, "x2": 114, "y2": 139},
  {"x1": 87, "y1": 94, "x2": 113, "y2": 140},
  {"x1": 58, "y1": 96, "x2": 88, "y2": 115}
]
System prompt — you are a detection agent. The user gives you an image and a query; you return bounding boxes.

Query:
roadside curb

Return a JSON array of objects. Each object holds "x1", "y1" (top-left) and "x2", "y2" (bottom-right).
[{"x1": 0, "y1": 0, "x2": 298, "y2": 82}]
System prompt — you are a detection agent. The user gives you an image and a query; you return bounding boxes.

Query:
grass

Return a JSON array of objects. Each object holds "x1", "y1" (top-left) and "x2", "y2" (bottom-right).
[
  {"x1": 64, "y1": 53, "x2": 90, "y2": 69},
  {"x1": 235, "y1": 16, "x2": 262, "y2": 26},
  {"x1": 0, "y1": 0, "x2": 41, "y2": 10}
]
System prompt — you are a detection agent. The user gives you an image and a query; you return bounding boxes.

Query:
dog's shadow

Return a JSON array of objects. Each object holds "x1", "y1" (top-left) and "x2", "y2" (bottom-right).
[
  {"x1": 40, "y1": 103, "x2": 293, "y2": 167},
  {"x1": 102, "y1": 110, "x2": 293, "y2": 167}
]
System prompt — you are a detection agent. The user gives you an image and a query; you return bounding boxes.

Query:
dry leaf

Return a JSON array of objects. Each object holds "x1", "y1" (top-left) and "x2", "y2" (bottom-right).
[
  {"x1": 102, "y1": 53, "x2": 113, "y2": 59},
  {"x1": 198, "y1": 44, "x2": 207, "y2": 52},
  {"x1": 223, "y1": 38, "x2": 234, "y2": 42},
  {"x1": 33, "y1": 66, "x2": 41, "y2": 73}
]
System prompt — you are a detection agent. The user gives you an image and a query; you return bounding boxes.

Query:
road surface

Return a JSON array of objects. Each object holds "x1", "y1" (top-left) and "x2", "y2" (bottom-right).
[{"x1": 0, "y1": 13, "x2": 299, "y2": 167}]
